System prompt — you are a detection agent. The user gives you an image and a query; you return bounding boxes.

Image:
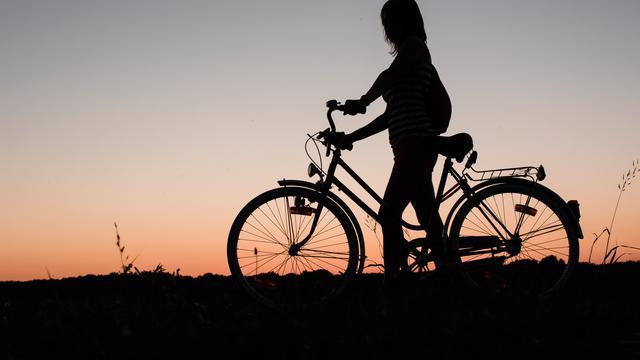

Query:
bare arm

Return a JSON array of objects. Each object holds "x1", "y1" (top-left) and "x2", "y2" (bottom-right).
[
  {"x1": 360, "y1": 36, "x2": 429, "y2": 105},
  {"x1": 346, "y1": 112, "x2": 389, "y2": 144}
]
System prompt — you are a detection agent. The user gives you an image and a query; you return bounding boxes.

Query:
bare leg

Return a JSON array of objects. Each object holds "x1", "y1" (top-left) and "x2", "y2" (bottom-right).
[
  {"x1": 411, "y1": 153, "x2": 443, "y2": 253},
  {"x1": 380, "y1": 138, "x2": 439, "y2": 279}
]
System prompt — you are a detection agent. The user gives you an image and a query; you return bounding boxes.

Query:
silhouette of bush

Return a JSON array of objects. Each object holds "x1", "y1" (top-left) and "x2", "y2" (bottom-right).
[
  {"x1": 589, "y1": 160, "x2": 640, "y2": 264},
  {"x1": 113, "y1": 222, "x2": 174, "y2": 277},
  {"x1": 114, "y1": 222, "x2": 138, "y2": 274}
]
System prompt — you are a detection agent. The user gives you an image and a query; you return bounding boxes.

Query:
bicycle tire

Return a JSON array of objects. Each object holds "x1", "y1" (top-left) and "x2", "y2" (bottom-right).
[
  {"x1": 449, "y1": 182, "x2": 579, "y2": 296},
  {"x1": 227, "y1": 186, "x2": 359, "y2": 309}
]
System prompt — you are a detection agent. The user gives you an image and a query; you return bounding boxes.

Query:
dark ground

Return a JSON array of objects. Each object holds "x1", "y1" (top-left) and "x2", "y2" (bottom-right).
[{"x1": 0, "y1": 262, "x2": 639, "y2": 360}]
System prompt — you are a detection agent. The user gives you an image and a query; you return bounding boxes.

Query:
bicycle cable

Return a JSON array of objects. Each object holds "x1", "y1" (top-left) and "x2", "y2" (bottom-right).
[{"x1": 305, "y1": 132, "x2": 324, "y2": 175}]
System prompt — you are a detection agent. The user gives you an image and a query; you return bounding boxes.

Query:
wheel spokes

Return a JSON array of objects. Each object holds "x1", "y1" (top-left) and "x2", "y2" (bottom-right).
[
  {"x1": 454, "y1": 187, "x2": 576, "y2": 295},
  {"x1": 236, "y1": 193, "x2": 351, "y2": 277}
]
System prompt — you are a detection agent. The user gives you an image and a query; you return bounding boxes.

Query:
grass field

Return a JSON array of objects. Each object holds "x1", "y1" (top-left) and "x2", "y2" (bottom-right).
[{"x1": 1, "y1": 262, "x2": 639, "y2": 359}]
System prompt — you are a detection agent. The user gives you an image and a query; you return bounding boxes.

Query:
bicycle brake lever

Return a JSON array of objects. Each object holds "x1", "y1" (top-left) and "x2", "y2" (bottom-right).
[
  {"x1": 316, "y1": 128, "x2": 330, "y2": 140},
  {"x1": 315, "y1": 128, "x2": 332, "y2": 157}
]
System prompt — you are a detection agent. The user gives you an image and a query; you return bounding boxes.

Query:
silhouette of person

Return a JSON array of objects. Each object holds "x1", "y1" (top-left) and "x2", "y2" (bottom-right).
[{"x1": 341, "y1": 0, "x2": 452, "y2": 282}]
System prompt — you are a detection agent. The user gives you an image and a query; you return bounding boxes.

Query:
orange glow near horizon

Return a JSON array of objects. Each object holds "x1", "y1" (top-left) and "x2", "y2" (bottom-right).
[{"x1": 3, "y1": 156, "x2": 639, "y2": 281}]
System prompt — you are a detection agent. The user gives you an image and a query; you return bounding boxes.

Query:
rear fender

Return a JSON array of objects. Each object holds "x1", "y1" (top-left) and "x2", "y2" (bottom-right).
[{"x1": 446, "y1": 178, "x2": 583, "y2": 239}]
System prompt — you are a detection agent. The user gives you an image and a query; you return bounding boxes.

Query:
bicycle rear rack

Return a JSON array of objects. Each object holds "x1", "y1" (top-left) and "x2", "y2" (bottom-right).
[{"x1": 465, "y1": 165, "x2": 545, "y2": 182}]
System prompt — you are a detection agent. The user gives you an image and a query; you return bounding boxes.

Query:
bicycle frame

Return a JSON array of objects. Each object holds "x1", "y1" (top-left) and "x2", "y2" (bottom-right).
[
  {"x1": 289, "y1": 106, "x2": 548, "y2": 259},
  {"x1": 290, "y1": 144, "x2": 479, "y2": 253},
  {"x1": 228, "y1": 101, "x2": 583, "y2": 306}
]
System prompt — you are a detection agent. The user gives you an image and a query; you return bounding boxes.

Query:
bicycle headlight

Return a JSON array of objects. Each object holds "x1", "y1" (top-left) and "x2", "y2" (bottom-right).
[{"x1": 307, "y1": 163, "x2": 320, "y2": 178}]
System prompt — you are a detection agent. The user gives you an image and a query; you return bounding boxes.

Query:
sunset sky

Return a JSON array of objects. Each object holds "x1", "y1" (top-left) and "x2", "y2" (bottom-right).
[{"x1": 2, "y1": 0, "x2": 639, "y2": 281}]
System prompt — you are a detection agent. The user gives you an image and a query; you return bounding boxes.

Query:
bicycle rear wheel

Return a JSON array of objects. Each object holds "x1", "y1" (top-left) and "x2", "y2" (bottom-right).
[
  {"x1": 449, "y1": 182, "x2": 579, "y2": 296},
  {"x1": 227, "y1": 186, "x2": 358, "y2": 309}
]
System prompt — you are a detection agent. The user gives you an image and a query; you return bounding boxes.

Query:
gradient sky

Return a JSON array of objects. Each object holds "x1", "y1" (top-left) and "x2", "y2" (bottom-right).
[{"x1": 2, "y1": 0, "x2": 639, "y2": 280}]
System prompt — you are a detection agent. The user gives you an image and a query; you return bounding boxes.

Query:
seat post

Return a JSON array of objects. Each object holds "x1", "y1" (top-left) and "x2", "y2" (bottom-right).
[
  {"x1": 435, "y1": 158, "x2": 453, "y2": 208},
  {"x1": 423, "y1": 157, "x2": 451, "y2": 233},
  {"x1": 420, "y1": 157, "x2": 451, "y2": 257}
]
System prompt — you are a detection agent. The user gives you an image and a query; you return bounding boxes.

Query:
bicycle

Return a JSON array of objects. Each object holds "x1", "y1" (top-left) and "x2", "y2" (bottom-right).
[{"x1": 227, "y1": 100, "x2": 584, "y2": 309}]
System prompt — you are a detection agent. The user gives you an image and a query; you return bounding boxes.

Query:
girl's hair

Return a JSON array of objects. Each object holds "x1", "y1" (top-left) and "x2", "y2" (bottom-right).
[{"x1": 381, "y1": 0, "x2": 427, "y2": 55}]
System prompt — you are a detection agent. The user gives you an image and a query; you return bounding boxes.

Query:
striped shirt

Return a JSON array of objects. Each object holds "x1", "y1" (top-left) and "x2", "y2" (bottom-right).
[{"x1": 384, "y1": 62, "x2": 442, "y2": 146}]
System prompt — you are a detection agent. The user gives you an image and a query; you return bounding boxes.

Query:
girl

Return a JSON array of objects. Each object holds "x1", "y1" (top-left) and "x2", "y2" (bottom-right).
[{"x1": 342, "y1": 0, "x2": 452, "y2": 281}]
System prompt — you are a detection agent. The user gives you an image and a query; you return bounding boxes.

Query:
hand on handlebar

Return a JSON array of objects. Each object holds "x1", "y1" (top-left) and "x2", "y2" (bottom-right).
[
  {"x1": 342, "y1": 99, "x2": 367, "y2": 116},
  {"x1": 334, "y1": 132, "x2": 354, "y2": 151},
  {"x1": 317, "y1": 129, "x2": 354, "y2": 151}
]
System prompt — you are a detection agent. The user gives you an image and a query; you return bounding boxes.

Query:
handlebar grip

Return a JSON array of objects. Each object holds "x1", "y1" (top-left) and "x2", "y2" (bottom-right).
[{"x1": 326, "y1": 100, "x2": 339, "y2": 109}]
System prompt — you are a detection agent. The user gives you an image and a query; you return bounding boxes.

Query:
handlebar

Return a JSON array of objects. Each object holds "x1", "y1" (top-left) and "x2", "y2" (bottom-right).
[
  {"x1": 322, "y1": 100, "x2": 345, "y2": 156},
  {"x1": 325, "y1": 100, "x2": 342, "y2": 133},
  {"x1": 319, "y1": 100, "x2": 363, "y2": 156}
]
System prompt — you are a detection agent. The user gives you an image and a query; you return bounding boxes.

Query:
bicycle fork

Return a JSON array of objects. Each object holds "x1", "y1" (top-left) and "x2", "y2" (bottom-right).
[
  {"x1": 288, "y1": 200, "x2": 325, "y2": 256},
  {"x1": 289, "y1": 150, "x2": 343, "y2": 255}
]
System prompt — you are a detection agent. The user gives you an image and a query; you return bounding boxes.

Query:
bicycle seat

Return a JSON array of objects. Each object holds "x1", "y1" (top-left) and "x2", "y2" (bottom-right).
[{"x1": 429, "y1": 133, "x2": 473, "y2": 162}]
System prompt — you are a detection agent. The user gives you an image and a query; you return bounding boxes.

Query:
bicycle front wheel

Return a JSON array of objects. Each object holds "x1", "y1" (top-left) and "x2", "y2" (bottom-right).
[
  {"x1": 227, "y1": 186, "x2": 358, "y2": 309},
  {"x1": 449, "y1": 182, "x2": 579, "y2": 296}
]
